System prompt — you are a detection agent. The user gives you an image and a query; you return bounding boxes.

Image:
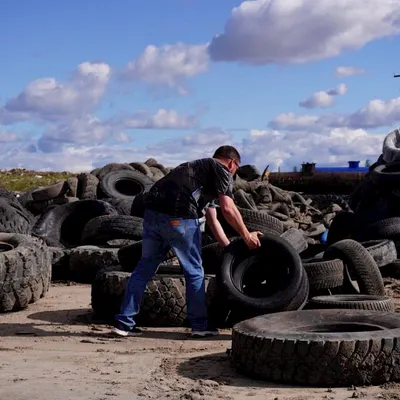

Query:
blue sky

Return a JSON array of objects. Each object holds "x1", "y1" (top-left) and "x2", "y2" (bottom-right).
[{"x1": 1, "y1": 0, "x2": 400, "y2": 172}]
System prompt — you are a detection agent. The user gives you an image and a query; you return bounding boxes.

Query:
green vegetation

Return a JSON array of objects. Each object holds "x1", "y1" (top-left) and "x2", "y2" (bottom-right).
[{"x1": 0, "y1": 169, "x2": 76, "y2": 192}]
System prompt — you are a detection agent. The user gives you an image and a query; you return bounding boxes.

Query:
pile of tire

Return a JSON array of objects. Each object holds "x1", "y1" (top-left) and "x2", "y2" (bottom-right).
[
  {"x1": 228, "y1": 129, "x2": 400, "y2": 388},
  {"x1": 0, "y1": 158, "x2": 168, "y2": 313}
]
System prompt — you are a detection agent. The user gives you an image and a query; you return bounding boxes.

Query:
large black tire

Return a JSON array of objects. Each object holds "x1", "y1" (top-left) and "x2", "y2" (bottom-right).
[
  {"x1": 31, "y1": 181, "x2": 66, "y2": 201},
  {"x1": 91, "y1": 271, "x2": 216, "y2": 326},
  {"x1": 99, "y1": 170, "x2": 153, "y2": 200},
  {"x1": 231, "y1": 309, "x2": 400, "y2": 386},
  {"x1": 369, "y1": 163, "x2": 400, "y2": 188},
  {"x1": 0, "y1": 187, "x2": 20, "y2": 204},
  {"x1": 81, "y1": 215, "x2": 143, "y2": 244},
  {"x1": 361, "y1": 239, "x2": 397, "y2": 268},
  {"x1": 0, "y1": 233, "x2": 52, "y2": 312},
  {"x1": 31, "y1": 200, "x2": 118, "y2": 248},
  {"x1": 325, "y1": 239, "x2": 385, "y2": 296},
  {"x1": 0, "y1": 198, "x2": 32, "y2": 234},
  {"x1": 364, "y1": 217, "x2": 400, "y2": 240},
  {"x1": 303, "y1": 257, "x2": 344, "y2": 291},
  {"x1": 307, "y1": 294, "x2": 395, "y2": 311},
  {"x1": 69, "y1": 246, "x2": 120, "y2": 283},
  {"x1": 220, "y1": 234, "x2": 304, "y2": 315},
  {"x1": 96, "y1": 163, "x2": 135, "y2": 180}
]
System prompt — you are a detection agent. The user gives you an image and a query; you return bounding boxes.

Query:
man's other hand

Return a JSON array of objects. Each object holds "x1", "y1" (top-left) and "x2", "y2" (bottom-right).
[{"x1": 244, "y1": 231, "x2": 262, "y2": 249}]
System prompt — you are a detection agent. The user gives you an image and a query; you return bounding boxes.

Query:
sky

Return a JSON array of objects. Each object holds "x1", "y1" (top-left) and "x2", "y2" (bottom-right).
[{"x1": 1, "y1": 0, "x2": 400, "y2": 172}]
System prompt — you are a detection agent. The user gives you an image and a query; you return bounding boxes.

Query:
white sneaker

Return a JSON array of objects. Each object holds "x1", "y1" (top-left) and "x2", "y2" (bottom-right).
[{"x1": 111, "y1": 324, "x2": 143, "y2": 337}]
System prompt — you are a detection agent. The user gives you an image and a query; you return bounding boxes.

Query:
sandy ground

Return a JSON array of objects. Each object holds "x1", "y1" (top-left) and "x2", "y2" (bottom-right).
[{"x1": 1, "y1": 283, "x2": 400, "y2": 400}]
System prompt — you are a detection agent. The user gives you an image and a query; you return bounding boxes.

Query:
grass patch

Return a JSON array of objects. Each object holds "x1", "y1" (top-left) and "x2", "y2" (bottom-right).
[{"x1": 0, "y1": 169, "x2": 77, "y2": 192}]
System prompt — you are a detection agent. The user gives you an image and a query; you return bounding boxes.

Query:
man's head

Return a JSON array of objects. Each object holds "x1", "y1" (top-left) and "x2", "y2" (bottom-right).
[{"x1": 213, "y1": 145, "x2": 241, "y2": 175}]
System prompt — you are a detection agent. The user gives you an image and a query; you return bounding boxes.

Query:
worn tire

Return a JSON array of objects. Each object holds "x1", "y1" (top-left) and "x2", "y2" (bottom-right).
[
  {"x1": 81, "y1": 215, "x2": 143, "y2": 244},
  {"x1": 99, "y1": 170, "x2": 153, "y2": 200},
  {"x1": 303, "y1": 257, "x2": 344, "y2": 291},
  {"x1": 0, "y1": 198, "x2": 32, "y2": 234},
  {"x1": 31, "y1": 181, "x2": 66, "y2": 201},
  {"x1": 91, "y1": 271, "x2": 216, "y2": 326},
  {"x1": 0, "y1": 233, "x2": 52, "y2": 312},
  {"x1": 325, "y1": 239, "x2": 385, "y2": 296},
  {"x1": 231, "y1": 309, "x2": 400, "y2": 386},
  {"x1": 365, "y1": 217, "x2": 400, "y2": 240},
  {"x1": 31, "y1": 200, "x2": 118, "y2": 248},
  {"x1": 69, "y1": 246, "x2": 120, "y2": 283},
  {"x1": 96, "y1": 163, "x2": 135, "y2": 180},
  {"x1": 220, "y1": 234, "x2": 303, "y2": 315},
  {"x1": 307, "y1": 294, "x2": 395, "y2": 311},
  {"x1": 361, "y1": 240, "x2": 397, "y2": 268}
]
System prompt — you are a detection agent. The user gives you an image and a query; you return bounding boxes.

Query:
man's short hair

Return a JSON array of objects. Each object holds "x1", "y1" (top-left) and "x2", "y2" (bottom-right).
[{"x1": 213, "y1": 145, "x2": 241, "y2": 164}]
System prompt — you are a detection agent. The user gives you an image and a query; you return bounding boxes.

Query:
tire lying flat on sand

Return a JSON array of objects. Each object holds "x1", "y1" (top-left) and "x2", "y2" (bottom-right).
[{"x1": 231, "y1": 309, "x2": 400, "y2": 387}]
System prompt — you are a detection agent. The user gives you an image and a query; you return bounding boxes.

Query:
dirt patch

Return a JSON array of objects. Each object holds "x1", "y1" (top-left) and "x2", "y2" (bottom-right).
[{"x1": 1, "y1": 283, "x2": 400, "y2": 400}]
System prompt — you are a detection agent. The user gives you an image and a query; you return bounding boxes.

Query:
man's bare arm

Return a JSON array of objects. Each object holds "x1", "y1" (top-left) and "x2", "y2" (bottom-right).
[
  {"x1": 218, "y1": 193, "x2": 262, "y2": 249},
  {"x1": 205, "y1": 207, "x2": 230, "y2": 247}
]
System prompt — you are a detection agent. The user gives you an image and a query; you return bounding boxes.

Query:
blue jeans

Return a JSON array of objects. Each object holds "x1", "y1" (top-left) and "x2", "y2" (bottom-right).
[{"x1": 115, "y1": 209, "x2": 208, "y2": 331}]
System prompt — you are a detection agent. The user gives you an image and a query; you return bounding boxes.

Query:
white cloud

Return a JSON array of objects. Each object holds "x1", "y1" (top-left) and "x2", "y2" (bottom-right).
[
  {"x1": 124, "y1": 43, "x2": 209, "y2": 94},
  {"x1": 299, "y1": 83, "x2": 348, "y2": 109},
  {"x1": 37, "y1": 114, "x2": 121, "y2": 153},
  {"x1": 123, "y1": 109, "x2": 197, "y2": 129},
  {"x1": 335, "y1": 66, "x2": 366, "y2": 77},
  {"x1": 269, "y1": 113, "x2": 321, "y2": 130},
  {"x1": 208, "y1": 0, "x2": 400, "y2": 64},
  {"x1": 347, "y1": 97, "x2": 400, "y2": 129},
  {"x1": 273, "y1": 96, "x2": 400, "y2": 130},
  {"x1": 2, "y1": 62, "x2": 111, "y2": 123}
]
